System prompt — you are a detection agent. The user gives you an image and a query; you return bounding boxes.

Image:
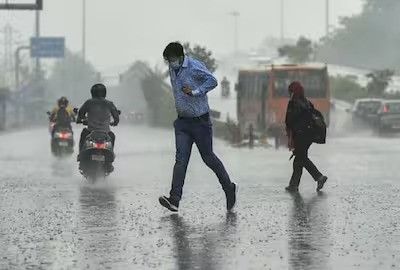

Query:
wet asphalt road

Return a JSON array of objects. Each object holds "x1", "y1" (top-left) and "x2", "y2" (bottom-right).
[{"x1": 0, "y1": 121, "x2": 400, "y2": 269}]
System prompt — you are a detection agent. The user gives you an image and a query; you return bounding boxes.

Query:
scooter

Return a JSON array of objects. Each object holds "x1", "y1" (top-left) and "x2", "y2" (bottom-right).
[
  {"x1": 74, "y1": 108, "x2": 119, "y2": 182},
  {"x1": 47, "y1": 111, "x2": 74, "y2": 157}
]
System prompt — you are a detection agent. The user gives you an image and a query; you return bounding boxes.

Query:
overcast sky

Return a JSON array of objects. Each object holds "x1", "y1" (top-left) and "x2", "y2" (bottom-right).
[{"x1": 0, "y1": 0, "x2": 363, "y2": 72}]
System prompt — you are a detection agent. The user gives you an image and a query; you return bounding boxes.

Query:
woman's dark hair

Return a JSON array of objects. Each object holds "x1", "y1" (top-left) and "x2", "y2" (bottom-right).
[
  {"x1": 288, "y1": 81, "x2": 305, "y2": 99},
  {"x1": 163, "y1": 42, "x2": 184, "y2": 60}
]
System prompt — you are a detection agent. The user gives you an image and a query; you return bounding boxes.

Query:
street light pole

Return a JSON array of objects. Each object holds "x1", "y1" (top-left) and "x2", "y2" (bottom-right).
[
  {"x1": 230, "y1": 11, "x2": 240, "y2": 53},
  {"x1": 35, "y1": 8, "x2": 41, "y2": 80},
  {"x1": 15, "y1": 46, "x2": 30, "y2": 89},
  {"x1": 326, "y1": 0, "x2": 330, "y2": 38},
  {"x1": 82, "y1": 0, "x2": 86, "y2": 61},
  {"x1": 280, "y1": 0, "x2": 285, "y2": 44}
]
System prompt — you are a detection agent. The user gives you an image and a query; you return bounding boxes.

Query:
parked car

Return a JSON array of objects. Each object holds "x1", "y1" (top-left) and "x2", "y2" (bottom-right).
[
  {"x1": 350, "y1": 98, "x2": 383, "y2": 126},
  {"x1": 373, "y1": 100, "x2": 400, "y2": 134}
]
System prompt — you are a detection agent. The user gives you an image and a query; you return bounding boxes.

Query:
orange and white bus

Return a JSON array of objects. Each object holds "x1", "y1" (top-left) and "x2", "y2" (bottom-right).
[{"x1": 236, "y1": 64, "x2": 330, "y2": 139}]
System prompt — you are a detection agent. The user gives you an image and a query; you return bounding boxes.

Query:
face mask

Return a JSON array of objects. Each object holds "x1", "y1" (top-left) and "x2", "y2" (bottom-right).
[{"x1": 169, "y1": 60, "x2": 181, "y2": 70}]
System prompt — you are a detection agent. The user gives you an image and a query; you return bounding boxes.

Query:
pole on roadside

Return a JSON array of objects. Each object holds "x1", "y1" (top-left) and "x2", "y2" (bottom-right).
[
  {"x1": 326, "y1": 0, "x2": 330, "y2": 38},
  {"x1": 280, "y1": 0, "x2": 284, "y2": 44},
  {"x1": 35, "y1": 9, "x2": 41, "y2": 81},
  {"x1": 82, "y1": 0, "x2": 86, "y2": 61},
  {"x1": 230, "y1": 11, "x2": 240, "y2": 53},
  {"x1": 15, "y1": 46, "x2": 30, "y2": 89}
]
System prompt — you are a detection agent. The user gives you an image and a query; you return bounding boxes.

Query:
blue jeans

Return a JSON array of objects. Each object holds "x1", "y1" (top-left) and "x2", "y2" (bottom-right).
[{"x1": 170, "y1": 115, "x2": 233, "y2": 203}]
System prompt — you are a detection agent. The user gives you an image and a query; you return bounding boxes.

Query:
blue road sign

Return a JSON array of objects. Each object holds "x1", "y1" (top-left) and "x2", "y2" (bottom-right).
[{"x1": 30, "y1": 37, "x2": 65, "y2": 58}]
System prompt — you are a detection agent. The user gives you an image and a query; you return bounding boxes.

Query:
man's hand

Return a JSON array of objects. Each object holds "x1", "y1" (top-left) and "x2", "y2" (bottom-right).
[{"x1": 182, "y1": 85, "x2": 193, "y2": 96}]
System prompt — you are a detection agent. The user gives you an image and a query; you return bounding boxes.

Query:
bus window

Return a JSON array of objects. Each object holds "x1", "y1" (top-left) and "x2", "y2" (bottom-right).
[
  {"x1": 274, "y1": 71, "x2": 291, "y2": 98},
  {"x1": 252, "y1": 74, "x2": 258, "y2": 99},
  {"x1": 238, "y1": 81, "x2": 243, "y2": 97},
  {"x1": 249, "y1": 75, "x2": 254, "y2": 99},
  {"x1": 261, "y1": 75, "x2": 269, "y2": 100},
  {"x1": 237, "y1": 76, "x2": 243, "y2": 98},
  {"x1": 273, "y1": 69, "x2": 326, "y2": 98},
  {"x1": 246, "y1": 75, "x2": 252, "y2": 99},
  {"x1": 305, "y1": 73, "x2": 326, "y2": 98},
  {"x1": 256, "y1": 74, "x2": 264, "y2": 99},
  {"x1": 241, "y1": 74, "x2": 249, "y2": 99}
]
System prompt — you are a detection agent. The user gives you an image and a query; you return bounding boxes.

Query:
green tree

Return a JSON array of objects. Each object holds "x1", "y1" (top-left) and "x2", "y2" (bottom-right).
[
  {"x1": 141, "y1": 70, "x2": 175, "y2": 127},
  {"x1": 183, "y1": 42, "x2": 217, "y2": 73},
  {"x1": 365, "y1": 69, "x2": 394, "y2": 97},
  {"x1": 278, "y1": 37, "x2": 313, "y2": 63},
  {"x1": 365, "y1": 0, "x2": 398, "y2": 11},
  {"x1": 317, "y1": 0, "x2": 400, "y2": 69},
  {"x1": 330, "y1": 75, "x2": 367, "y2": 103}
]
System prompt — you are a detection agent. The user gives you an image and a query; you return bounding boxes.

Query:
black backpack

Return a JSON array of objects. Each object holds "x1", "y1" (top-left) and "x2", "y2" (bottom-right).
[
  {"x1": 55, "y1": 107, "x2": 71, "y2": 126},
  {"x1": 309, "y1": 107, "x2": 327, "y2": 144}
]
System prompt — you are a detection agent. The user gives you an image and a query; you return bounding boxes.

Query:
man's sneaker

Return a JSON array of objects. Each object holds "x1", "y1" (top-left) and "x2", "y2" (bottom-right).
[
  {"x1": 226, "y1": 183, "x2": 238, "y2": 212},
  {"x1": 316, "y1": 175, "x2": 328, "y2": 191},
  {"x1": 159, "y1": 196, "x2": 179, "y2": 212},
  {"x1": 285, "y1": 185, "x2": 299, "y2": 192}
]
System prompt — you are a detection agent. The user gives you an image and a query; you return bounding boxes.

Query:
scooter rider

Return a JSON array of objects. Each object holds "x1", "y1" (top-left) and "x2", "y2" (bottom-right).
[
  {"x1": 49, "y1": 96, "x2": 75, "y2": 134},
  {"x1": 76, "y1": 83, "x2": 120, "y2": 160}
]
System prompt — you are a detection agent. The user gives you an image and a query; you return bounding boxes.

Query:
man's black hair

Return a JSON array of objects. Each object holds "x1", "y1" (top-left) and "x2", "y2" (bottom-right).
[{"x1": 163, "y1": 42, "x2": 184, "y2": 60}]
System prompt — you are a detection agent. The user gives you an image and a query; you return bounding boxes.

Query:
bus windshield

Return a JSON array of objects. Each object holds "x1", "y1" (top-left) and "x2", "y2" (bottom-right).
[{"x1": 273, "y1": 69, "x2": 327, "y2": 98}]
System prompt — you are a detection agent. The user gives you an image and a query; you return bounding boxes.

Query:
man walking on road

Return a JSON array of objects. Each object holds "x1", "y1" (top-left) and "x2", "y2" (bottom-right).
[{"x1": 159, "y1": 42, "x2": 237, "y2": 212}]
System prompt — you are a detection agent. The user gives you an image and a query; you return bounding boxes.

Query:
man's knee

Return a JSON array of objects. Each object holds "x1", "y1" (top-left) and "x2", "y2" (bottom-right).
[
  {"x1": 175, "y1": 152, "x2": 190, "y2": 167},
  {"x1": 175, "y1": 158, "x2": 189, "y2": 168},
  {"x1": 201, "y1": 153, "x2": 218, "y2": 167}
]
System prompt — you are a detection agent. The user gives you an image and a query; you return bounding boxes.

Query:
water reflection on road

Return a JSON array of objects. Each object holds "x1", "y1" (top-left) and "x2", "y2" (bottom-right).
[{"x1": 288, "y1": 192, "x2": 331, "y2": 270}]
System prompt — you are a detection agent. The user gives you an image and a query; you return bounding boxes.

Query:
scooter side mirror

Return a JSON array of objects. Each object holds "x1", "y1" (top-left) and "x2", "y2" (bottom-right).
[
  {"x1": 73, "y1": 108, "x2": 78, "y2": 114},
  {"x1": 46, "y1": 111, "x2": 51, "y2": 116}
]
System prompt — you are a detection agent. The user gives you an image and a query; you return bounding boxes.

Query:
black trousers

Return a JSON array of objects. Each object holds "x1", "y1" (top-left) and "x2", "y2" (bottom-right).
[
  {"x1": 289, "y1": 132, "x2": 322, "y2": 187},
  {"x1": 79, "y1": 128, "x2": 115, "y2": 153}
]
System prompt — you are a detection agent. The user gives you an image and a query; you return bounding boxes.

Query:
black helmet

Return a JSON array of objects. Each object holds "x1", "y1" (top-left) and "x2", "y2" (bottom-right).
[
  {"x1": 91, "y1": 83, "x2": 106, "y2": 98},
  {"x1": 58, "y1": 96, "x2": 69, "y2": 107}
]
